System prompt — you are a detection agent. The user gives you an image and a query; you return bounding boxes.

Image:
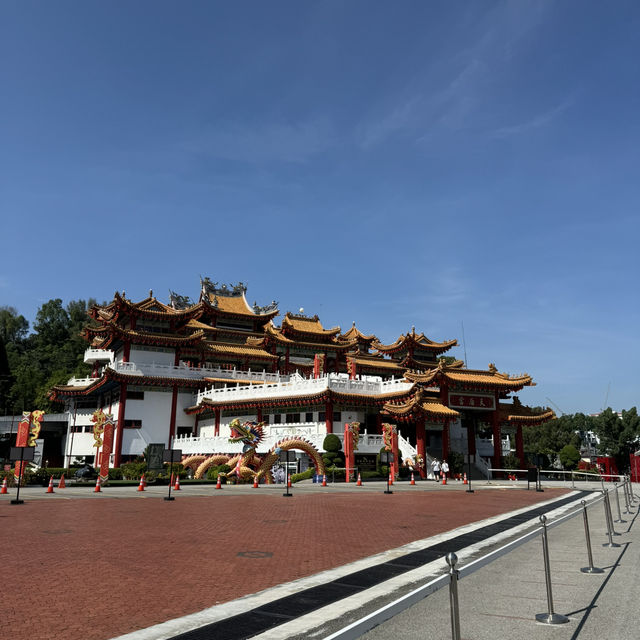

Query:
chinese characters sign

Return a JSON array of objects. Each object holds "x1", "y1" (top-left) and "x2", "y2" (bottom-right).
[{"x1": 449, "y1": 393, "x2": 495, "y2": 410}]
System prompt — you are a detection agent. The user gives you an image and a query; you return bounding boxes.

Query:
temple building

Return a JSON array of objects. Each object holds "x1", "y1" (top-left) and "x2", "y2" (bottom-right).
[{"x1": 50, "y1": 279, "x2": 554, "y2": 475}]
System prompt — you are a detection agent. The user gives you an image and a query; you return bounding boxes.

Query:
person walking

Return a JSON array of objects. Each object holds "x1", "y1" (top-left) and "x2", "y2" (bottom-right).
[
  {"x1": 441, "y1": 460, "x2": 450, "y2": 482},
  {"x1": 431, "y1": 458, "x2": 441, "y2": 481}
]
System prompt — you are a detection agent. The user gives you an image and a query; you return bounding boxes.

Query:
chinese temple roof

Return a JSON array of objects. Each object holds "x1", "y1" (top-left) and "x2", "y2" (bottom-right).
[
  {"x1": 339, "y1": 322, "x2": 377, "y2": 344},
  {"x1": 404, "y1": 361, "x2": 534, "y2": 392},
  {"x1": 381, "y1": 388, "x2": 460, "y2": 422},
  {"x1": 204, "y1": 342, "x2": 278, "y2": 360},
  {"x1": 199, "y1": 279, "x2": 279, "y2": 318},
  {"x1": 499, "y1": 397, "x2": 555, "y2": 425},
  {"x1": 346, "y1": 353, "x2": 404, "y2": 373},
  {"x1": 281, "y1": 313, "x2": 341, "y2": 337},
  {"x1": 373, "y1": 327, "x2": 457, "y2": 356}
]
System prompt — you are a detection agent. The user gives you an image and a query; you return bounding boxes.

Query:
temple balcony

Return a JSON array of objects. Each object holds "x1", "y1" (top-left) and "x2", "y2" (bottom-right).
[
  {"x1": 195, "y1": 373, "x2": 414, "y2": 405},
  {"x1": 84, "y1": 349, "x2": 115, "y2": 364},
  {"x1": 66, "y1": 377, "x2": 100, "y2": 387},
  {"x1": 107, "y1": 361, "x2": 285, "y2": 383}
]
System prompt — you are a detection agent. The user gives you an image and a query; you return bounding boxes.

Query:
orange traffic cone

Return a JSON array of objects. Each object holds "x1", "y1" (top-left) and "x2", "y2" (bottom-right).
[
  {"x1": 442, "y1": 474, "x2": 447, "y2": 485},
  {"x1": 253, "y1": 475, "x2": 259, "y2": 488},
  {"x1": 1, "y1": 477, "x2": 8, "y2": 494},
  {"x1": 94, "y1": 477, "x2": 101, "y2": 493},
  {"x1": 410, "y1": 472, "x2": 416, "y2": 485},
  {"x1": 169, "y1": 472, "x2": 175, "y2": 487},
  {"x1": 137, "y1": 476, "x2": 145, "y2": 492},
  {"x1": 322, "y1": 474, "x2": 327, "y2": 487},
  {"x1": 356, "y1": 473, "x2": 362, "y2": 486},
  {"x1": 46, "y1": 475, "x2": 55, "y2": 493},
  {"x1": 287, "y1": 475, "x2": 292, "y2": 488},
  {"x1": 58, "y1": 474, "x2": 66, "y2": 489},
  {"x1": 142, "y1": 473, "x2": 147, "y2": 488},
  {"x1": 174, "y1": 476, "x2": 181, "y2": 491},
  {"x1": 215, "y1": 475, "x2": 222, "y2": 490},
  {"x1": 463, "y1": 473, "x2": 468, "y2": 485}
]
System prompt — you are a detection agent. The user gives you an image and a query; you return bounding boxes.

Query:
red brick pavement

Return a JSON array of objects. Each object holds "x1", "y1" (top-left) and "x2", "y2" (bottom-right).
[{"x1": 1, "y1": 488, "x2": 568, "y2": 640}]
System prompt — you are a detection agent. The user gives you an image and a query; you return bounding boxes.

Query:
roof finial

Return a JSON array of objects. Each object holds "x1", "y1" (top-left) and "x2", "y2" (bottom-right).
[
  {"x1": 299, "y1": 307, "x2": 304, "y2": 314},
  {"x1": 122, "y1": 290, "x2": 126, "y2": 298},
  {"x1": 149, "y1": 289, "x2": 153, "y2": 298}
]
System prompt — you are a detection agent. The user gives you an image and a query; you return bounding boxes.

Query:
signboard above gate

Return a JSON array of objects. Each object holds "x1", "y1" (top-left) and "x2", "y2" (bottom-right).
[{"x1": 449, "y1": 393, "x2": 495, "y2": 411}]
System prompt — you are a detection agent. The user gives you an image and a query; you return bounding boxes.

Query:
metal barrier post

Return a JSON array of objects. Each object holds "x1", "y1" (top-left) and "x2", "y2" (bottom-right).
[
  {"x1": 625, "y1": 477, "x2": 635, "y2": 508},
  {"x1": 602, "y1": 491, "x2": 620, "y2": 548},
  {"x1": 613, "y1": 484, "x2": 626, "y2": 523},
  {"x1": 580, "y1": 500, "x2": 604, "y2": 574},
  {"x1": 535, "y1": 515, "x2": 569, "y2": 624},
  {"x1": 623, "y1": 479, "x2": 632, "y2": 515},
  {"x1": 605, "y1": 490, "x2": 621, "y2": 536},
  {"x1": 571, "y1": 471, "x2": 575, "y2": 489},
  {"x1": 446, "y1": 552, "x2": 461, "y2": 640}
]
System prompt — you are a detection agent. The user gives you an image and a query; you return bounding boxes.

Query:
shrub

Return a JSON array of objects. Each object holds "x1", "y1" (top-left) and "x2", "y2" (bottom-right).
[
  {"x1": 322, "y1": 434, "x2": 342, "y2": 452},
  {"x1": 206, "y1": 464, "x2": 231, "y2": 481},
  {"x1": 108, "y1": 467, "x2": 123, "y2": 480},
  {"x1": 291, "y1": 468, "x2": 314, "y2": 483},
  {"x1": 121, "y1": 461, "x2": 147, "y2": 480}
]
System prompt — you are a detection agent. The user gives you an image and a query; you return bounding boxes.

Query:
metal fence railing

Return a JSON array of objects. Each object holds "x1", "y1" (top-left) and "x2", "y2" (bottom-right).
[{"x1": 325, "y1": 479, "x2": 638, "y2": 640}]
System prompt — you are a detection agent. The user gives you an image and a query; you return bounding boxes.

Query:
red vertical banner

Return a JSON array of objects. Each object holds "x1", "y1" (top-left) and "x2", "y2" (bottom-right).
[
  {"x1": 14, "y1": 410, "x2": 45, "y2": 482},
  {"x1": 99, "y1": 416, "x2": 115, "y2": 483},
  {"x1": 346, "y1": 356, "x2": 356, "y2": 380},
  {"x1": 313, "y1": 354, "x2": 325, "y2": 379},
  {"x1": 14, "y1": 412, "x2": 31, "y2": 482}
]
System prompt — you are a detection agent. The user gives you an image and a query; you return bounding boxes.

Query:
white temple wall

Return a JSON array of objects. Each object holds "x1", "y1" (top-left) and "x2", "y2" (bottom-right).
[
  {"x1": 129, "y1": 346, "x2": 175, "y2": 366},
  {"x1": 121, "y1": 390, "x2": 173, "y2": 455}
]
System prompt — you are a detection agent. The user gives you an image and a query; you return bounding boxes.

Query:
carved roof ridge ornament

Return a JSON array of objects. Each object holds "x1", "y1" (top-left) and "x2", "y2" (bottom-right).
[
  {"x1": 168, "y1": 290, "x2": 193, "y2": 310},
  {"x1": 200, "y1": 276, "x2": 247, "y2": 298}
]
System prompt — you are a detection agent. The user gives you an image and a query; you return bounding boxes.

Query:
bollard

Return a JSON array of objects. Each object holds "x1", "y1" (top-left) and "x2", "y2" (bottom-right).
[
  {"x1": 580, "y1": 500, "x2": 604, "y2": 574},
  {"x1": 602, "y1": 491, "x2": 621, "y2": 548},
  {"x1": 604, "y1": 491, "x2": 621, "y2": 536},
  {"x1": 622, "y1": 479, "x2": 632, "y2": 515},
  {"x1": 625, "y1": 477, "x2": 636, "y2": 508},
  {"x1": 446, "y1": 553, "x2": 461, "y2": 640},
  {"x1": 571, "y1": 471, "x2": 575, "y2": 489},
  {"x1": 613, "y1": 484, "x2": 626, "y2": 523},
  {"x1": 535, "y1": 515, "x2": 569, "y2": 624}
]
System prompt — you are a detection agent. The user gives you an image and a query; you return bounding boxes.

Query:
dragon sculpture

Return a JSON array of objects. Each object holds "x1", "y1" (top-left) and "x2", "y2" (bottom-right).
[{"x1": 181, "y1": 418, "x2": 326, "y2": 483}]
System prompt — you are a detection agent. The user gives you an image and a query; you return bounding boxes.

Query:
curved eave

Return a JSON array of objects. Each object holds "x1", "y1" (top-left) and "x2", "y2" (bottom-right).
[
  {"x1": 504, "y1": 409, "x2": 556, "y2": 426},
  {"x1": 381, "y1": 400, "x2": 459, "y2": 422},
  {"x1": 105, "y1": 369, "x2": 209, "y2": 389},
  {"x1": 49, "y1": 376, "x2": 110, "y2": 400}
]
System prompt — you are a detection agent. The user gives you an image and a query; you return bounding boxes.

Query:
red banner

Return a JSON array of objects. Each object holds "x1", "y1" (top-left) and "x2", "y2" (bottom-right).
[
  {"x1": 14, "y1": 412, "x2": 31, "y2": 481},
  {"x1": 449, "y1": 394, "x2": 495, "y2": 410}
]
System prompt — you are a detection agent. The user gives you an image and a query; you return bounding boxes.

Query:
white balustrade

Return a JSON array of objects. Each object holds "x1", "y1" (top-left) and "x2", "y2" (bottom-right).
[
  {"x1": 84, "y1": 348, "x2": 114, "y2": 364},
  {"x1": 195, "y1": 374, "x2": 413, "y2": 405},
  {"x1": 67, "y1": 377, "x2": 100, "y2": 387},
  {"x1": 107, "y1": 361, "x2": 285, "y2": 383}
]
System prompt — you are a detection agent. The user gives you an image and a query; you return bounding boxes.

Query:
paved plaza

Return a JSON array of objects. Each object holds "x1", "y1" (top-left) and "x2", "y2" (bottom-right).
[{"x1": 1, "y1": 479, "x2": 633, "y2": 640}]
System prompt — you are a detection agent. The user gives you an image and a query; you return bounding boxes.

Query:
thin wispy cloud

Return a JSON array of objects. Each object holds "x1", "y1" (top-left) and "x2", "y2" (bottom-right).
[
  {"x1": 185, "y1": 119, "x2": 335, "y2": 164},
  {"x1": 490, "y1": 101, "x2": 572, "y2": 138}
]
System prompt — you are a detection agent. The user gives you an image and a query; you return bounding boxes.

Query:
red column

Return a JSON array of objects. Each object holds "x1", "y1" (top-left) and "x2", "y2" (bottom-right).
[
  {"x1": 442, "y1": 421, "x2": 450, "y2": 460},
  {"x1": 325, "y1": 398, "x2": 333, "y2": 434},
  {"x1": 491, "y1": 393, "x2": 502, "y2": 471},
  {"x1": 174, "y1": 350, "x2": 181, "y2": 367},
  {"x1": 516, "y1": 425, "x2": 525, "y2": 468},
  {"x1": 113, "y1": 382, "x2": 127, "y2": 467},
  {"x1": 376, "y1": 413, "x2": 383, "y2": 434},
  {"x1": 344, "y1": 423, "x2": 352, "y2": 482},
  {"x1": 168, "y1": 385, "x2": 178, "y2": 448},
  {"x1": 123, "y1": 340, "x2": 131, "y2": 363},
  {"x1": 214, "y1": 408, "x2": 220, "y2": 437},
  {"x1": 416, "y1": 417, "x2": 427, "y2": 478},
  {"x1": 257, "y1": 407, "x2": 263, "y2": 422}
]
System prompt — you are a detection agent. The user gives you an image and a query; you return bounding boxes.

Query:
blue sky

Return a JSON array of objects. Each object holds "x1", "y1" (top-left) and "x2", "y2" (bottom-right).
[{"x1": 1, "y1": 1, "x2": 639, "y2": 414}]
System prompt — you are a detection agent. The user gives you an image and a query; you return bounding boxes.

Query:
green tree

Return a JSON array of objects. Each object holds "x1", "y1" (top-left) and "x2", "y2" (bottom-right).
[
  {"x1": 593, "y1": 407, "x2": 640, "y2": 472},
  {"x1": 0, "y1": 306, "x2": 29, "y2": 344},
  {"x1": 523, "y1": 415, "x2": 582, "y2": 465},
  {"x1": 558, "y1": 444, "x2": 581, "y2": 470}
]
